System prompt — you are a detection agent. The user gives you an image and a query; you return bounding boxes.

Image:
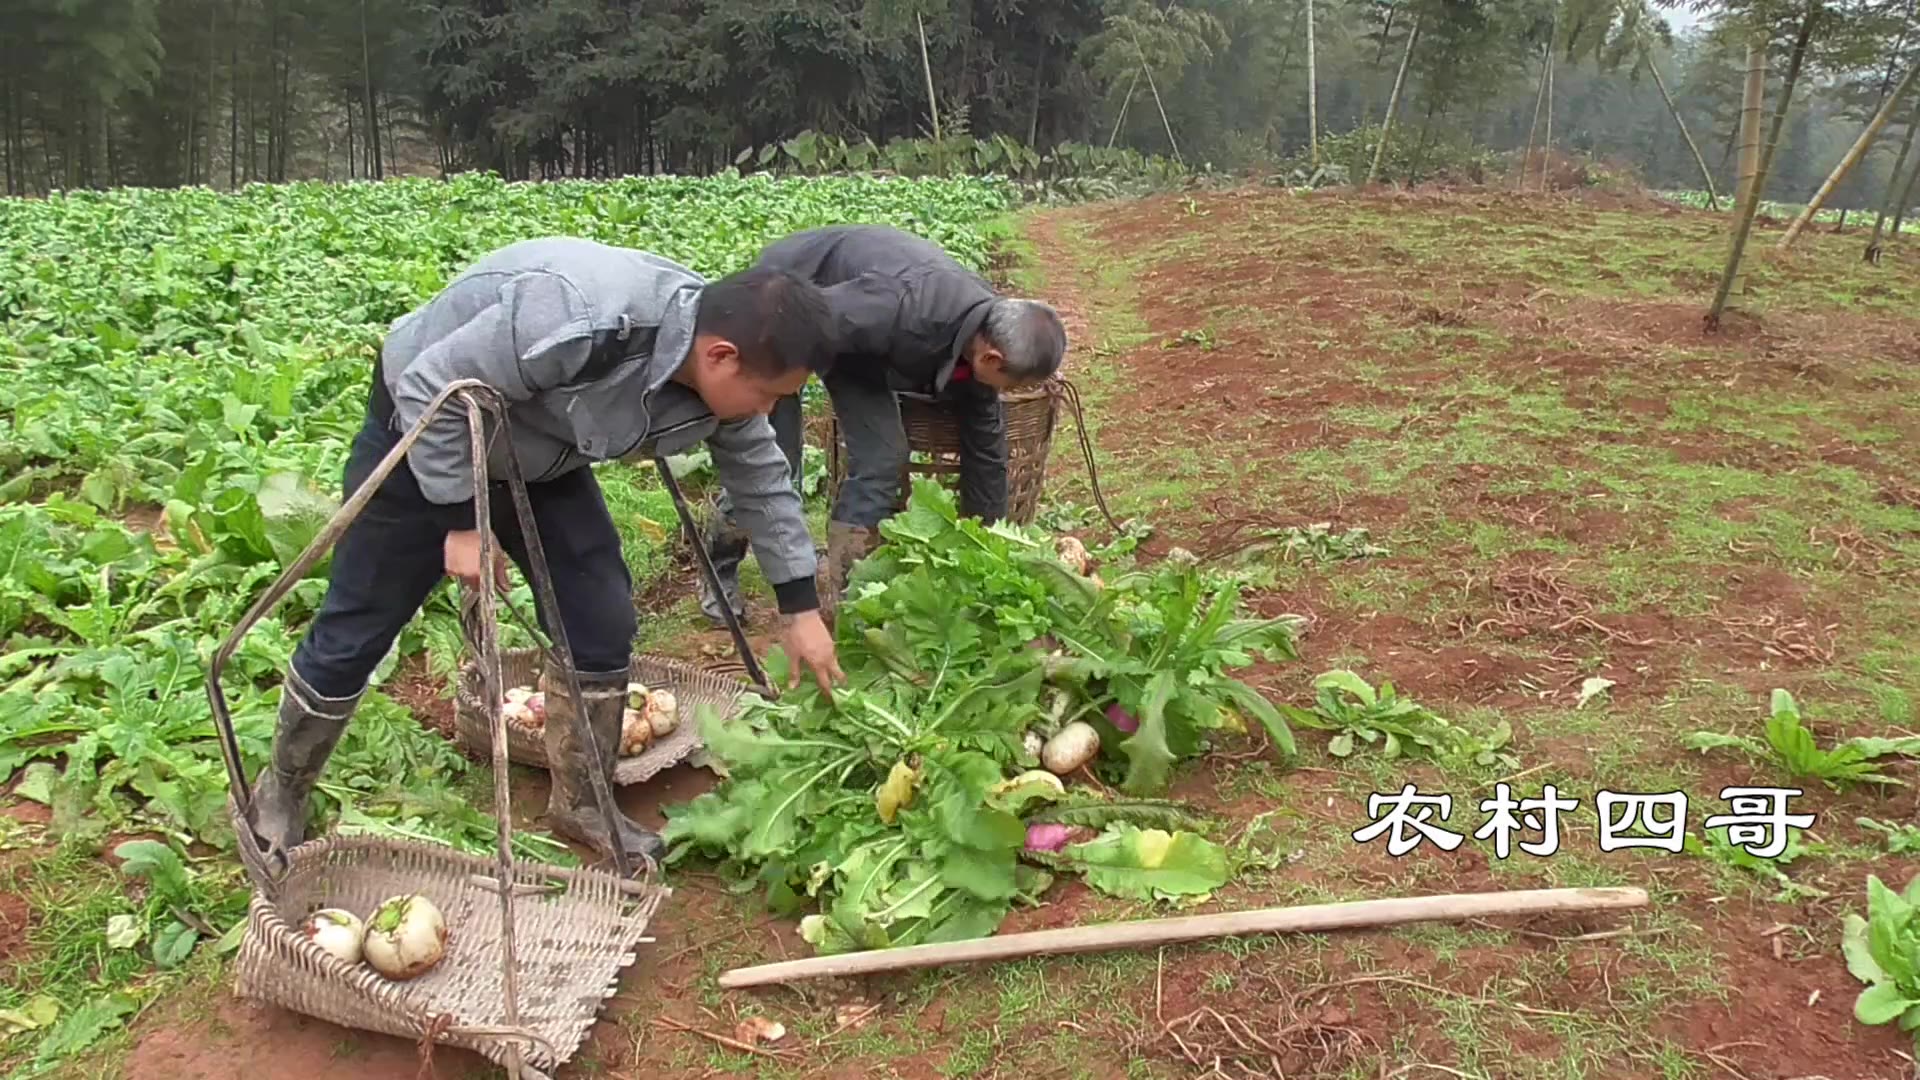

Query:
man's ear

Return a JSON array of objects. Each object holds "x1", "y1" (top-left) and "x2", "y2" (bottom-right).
[
  {"x1": 977, "y1": 347, "x2": 1005, "y2": 374},
  {"x1": 703, "y1": 337, "x2": 741, "y2": 372}
]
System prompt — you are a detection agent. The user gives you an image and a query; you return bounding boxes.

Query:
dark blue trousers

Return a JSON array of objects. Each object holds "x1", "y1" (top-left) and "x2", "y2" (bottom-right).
[{"x1": 289, "y1": 377, "x2": 635, "y2": 699}]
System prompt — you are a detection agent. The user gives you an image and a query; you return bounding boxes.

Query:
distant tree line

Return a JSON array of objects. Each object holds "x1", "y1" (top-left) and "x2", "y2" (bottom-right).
[{"x1": 1, "y1": 0, "x2": 1914, "y2": 216}]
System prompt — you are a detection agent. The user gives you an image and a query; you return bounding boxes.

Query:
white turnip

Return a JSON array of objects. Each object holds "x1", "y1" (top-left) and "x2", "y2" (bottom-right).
[
  {"x1": 363, "y1": 895, "x2": 448, "y2": 980},
  {"x1": 736, "y1": 1017, "x2": 787, "y2": 1045},
  {"x1": 1041, "y1": 721, "x2": 1101, "y2": 775},
  {"x1": 647, "y1": 689, "x2": 678, "y2": 737},
  {"x1": 1057, "y1": 536, "x2": 1091, "y2": 575},
  {"x1": 621, "y1": 707, "x2": 652, "y2": 754},
  {"x1": 501, "y1": 686, "x2": 543, "y2": 728},
  {"x1": 302, "y1": 908, "x2": 365, "y2": 966},
  {"x1": 1022, "y1": 729, "x2": 1045, "y2": 759}
]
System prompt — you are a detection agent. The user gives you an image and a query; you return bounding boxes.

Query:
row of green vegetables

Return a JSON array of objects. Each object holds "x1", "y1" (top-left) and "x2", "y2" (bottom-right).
[{"x1": 0, "y1": 173, "x2": 1016, "y2": 1069}]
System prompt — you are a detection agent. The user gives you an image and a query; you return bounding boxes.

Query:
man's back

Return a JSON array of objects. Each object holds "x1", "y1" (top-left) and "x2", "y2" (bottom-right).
[{"x1": 754, "y1": 225, "x2": 984, "y2": 290}]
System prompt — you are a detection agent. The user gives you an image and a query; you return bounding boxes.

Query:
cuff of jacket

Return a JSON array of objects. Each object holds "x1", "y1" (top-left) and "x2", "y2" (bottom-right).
[
  {"x1": 771, "y1": 577, "x2": 820, "y2": 615},
  {"x1": 434, "y1": 498, "x2": 478, "y2": 532}
]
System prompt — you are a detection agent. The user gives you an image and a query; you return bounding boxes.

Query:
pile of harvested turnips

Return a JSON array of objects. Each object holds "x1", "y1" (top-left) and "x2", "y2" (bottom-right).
[
  {"x1": 500, "y1": 682, "x2": 679, "y2": 754},
  {"x1": 302, "y1": 895, "x2": 450, "y2": 980}
]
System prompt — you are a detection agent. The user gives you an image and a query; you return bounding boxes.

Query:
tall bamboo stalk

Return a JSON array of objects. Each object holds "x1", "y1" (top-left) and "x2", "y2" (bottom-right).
[
  {"x1": 1725, "y1": 39, "x2": 1767, "y2": 301},
  {"x1": 1734, "y1": 43, "x2": 1763, "y2": 208},
  {"x1": 1107, "y1": 68, "x2": 1140, "y2": 149},
  {"x1": 1521, "y1": 42, "x2": 1549, "y2": 190},
  {"x1": 1709, "y1": 4, "x2": 1817, "y2": 324},
  {"x1": 1128, "y1": 22, "x2": 1182, "y2": 161},
  {"x1": 1307, "y1": 0, "x2": 1320, "y2": 167},
  {"x1": 360, "y1": 0, "x2": 382, "y2": 178},
  {"x1": 1892, "y1": 140, "x2": 1920, "y2": 241},
  {"x1": 1540, "y1": 42, "x2": 1555, "y2": 190},
  {"x1": 1367, "y1": 15, "x2": 1421, "y2": 185},
  {"x1": 1865, "y1": 101, "x2": 1920, "y2": 262},
  {"x1": 1780, "y1": 62, "x2": 1920, "y2": 248},
  {"x1": 1645, "y1": 53, "x2": 1719, "y2": 210},
  {"x1": 916, "y1": 11, "x2": 942, "y2": 141}
]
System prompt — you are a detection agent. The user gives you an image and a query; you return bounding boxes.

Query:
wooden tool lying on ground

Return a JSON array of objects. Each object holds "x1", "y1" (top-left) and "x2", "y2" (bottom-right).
[{"x1": 719, "y1": 886, "x2": 1649, "y2": 989}]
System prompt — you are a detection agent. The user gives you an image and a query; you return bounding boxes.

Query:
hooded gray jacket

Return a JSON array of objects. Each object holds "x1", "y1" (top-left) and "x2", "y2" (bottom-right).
[{"x1": 378, "y1": 237, "x2": 818, "y2": 609}]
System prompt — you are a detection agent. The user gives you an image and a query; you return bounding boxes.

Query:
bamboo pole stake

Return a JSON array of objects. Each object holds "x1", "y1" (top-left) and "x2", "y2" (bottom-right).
[
  {"x1": 1726, "y1": 37, "x2": 1767, "y2": 297},
  {"x1": 1367, "y1": 14, "x2": 1422, "y2": 185},
  {"x1": 1521, "y1": 42, "x2": 1549, "y2": 190},
  {"x1": 1865, "y1": 99, "x2": 1920, "y2": 262},
  {"x1": 916, "y1": 11, "x2": 942, "y2": 142},
  {"x1": 1107, "y1": 67, "x2": 1141, "y2": 149},
  {"x1": 1710, "y1": 5, "x2": 1816, "y2": 324},
  {"x1": 1890, "y1": 130, "x2": 1920, "y2": 242},
  {"x1": 1646, "y1": 52, "x2": 1719, "y2": 211},
  {"x1": 1307, "y1": 0, "x2": 1320, "y2": 168},
  {"x1": 1540, "y1": 37, "x2": 1555, "y2": 191},
  {"x1": 1127, "y1": 22, "x2": 1182, "y2": 162},
  {"x1": 1780, "y1": 61, "x2": 1920, "y2": 248},
  {"x1": 718, "y1": 886, "x2": 1649, "y2": 989}
]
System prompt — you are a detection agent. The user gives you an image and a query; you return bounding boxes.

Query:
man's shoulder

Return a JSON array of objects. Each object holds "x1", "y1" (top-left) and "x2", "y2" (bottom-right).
[
  {"x1": 460, "y1": 238, "x2": 704, "y2": 328},
  {"x1": 466, "y1": 238, "x2": 703, "y2": 286},
  {"x1": 759, "y1": 223, "x2": 953, "y2": 271},
  {"x1": 901, "y1": 264, "x2": 995, "y2": 306}
]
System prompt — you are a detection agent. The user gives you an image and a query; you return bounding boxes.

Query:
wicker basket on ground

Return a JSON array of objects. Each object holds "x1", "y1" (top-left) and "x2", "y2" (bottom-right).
[
  {"x1": 232, "y1": 834, "x2": 665, "y2": 1079},
  {"x1": 210, "y1": 385, "x2": 678, "y2": 1080},
  {"x1": 825, "y1": 376, "x2": 1063, "y2": 526},
  {"x1": 451, "y1": 650, "x2": 749, "y2": 783}
]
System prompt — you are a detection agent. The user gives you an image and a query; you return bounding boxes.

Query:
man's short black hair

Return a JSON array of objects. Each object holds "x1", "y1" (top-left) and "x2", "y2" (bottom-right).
[{"x1": 695, "y1": 265, "x2": 836, "y2": 378}]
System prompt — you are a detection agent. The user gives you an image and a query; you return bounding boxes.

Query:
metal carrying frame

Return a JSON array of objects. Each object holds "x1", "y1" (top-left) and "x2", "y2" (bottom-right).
[{"x1": 204, "y1": 382, "x2": 676, "y2": 1078}]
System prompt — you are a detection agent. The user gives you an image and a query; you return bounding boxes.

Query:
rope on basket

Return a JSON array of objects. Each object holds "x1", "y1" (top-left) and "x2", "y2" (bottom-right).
[
  {"x1": 415, "y1": 1013, "x2": 561, "y2": 1080},
  {"x1": 1050, "y1": 378, "x2": 1122, "y2": 534}
]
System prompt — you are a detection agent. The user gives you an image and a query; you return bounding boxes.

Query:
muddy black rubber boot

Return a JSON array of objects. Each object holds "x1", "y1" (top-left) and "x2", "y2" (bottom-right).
[
  {"x1": 820, "y1": 521, "x2": 879, "y2": 624},
  {"x1": 698, "y1": 522, "x2": 749, "y2": 629},
  {"x1": 539, "y1": 659, "x2": 667, "y2": 871},
  {"x1": 248, "y1": 665, "x2": 361, "y2": 858}
]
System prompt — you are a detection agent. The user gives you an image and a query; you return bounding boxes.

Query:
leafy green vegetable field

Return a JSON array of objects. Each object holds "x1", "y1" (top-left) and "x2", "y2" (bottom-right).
[{"x1": 0, "y1": 172, "x2": 1013, "y2": 1073}]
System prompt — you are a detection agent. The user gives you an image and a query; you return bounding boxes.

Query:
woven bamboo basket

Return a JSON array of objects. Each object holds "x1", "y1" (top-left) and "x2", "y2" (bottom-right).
[
  {"x1": 826, "y1": 376, "x2": 1062, "y2": 526},
  {"x1": 232, "y1": 834, "x2": 666, "y2": 1078},
  {"x1": 452, "y1": 650, "x2": 748, "y2": 783}
]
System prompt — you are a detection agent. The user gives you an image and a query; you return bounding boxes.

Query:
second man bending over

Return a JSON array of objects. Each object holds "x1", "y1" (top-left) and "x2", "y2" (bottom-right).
[{"x1": 701, "y1": 224, "x2": 1069, "y2": 623}]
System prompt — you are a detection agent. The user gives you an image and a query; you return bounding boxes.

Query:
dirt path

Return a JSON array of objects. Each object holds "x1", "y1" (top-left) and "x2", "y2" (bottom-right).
[{"x1": 1018, "y1": 187, "x2": 1920, "y2": 1080}]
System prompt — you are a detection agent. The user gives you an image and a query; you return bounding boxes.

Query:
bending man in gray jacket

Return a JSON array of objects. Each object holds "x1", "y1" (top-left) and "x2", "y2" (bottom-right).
[
  {"x1": 700, "y1": 224, "x2": 1068, "y2": 623},
  {"x1": 248, "y1": 238, "x2": 846, "y2": 872}
]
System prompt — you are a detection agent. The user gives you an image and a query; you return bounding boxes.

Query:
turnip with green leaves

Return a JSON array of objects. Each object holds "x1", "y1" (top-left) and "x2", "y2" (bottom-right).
[
  {"x1": 363, "y1": 894, "x2": 449, "y2": 980},
  {"x1": 660, "y1": 480, "x2": 1302, "y2": 956}
]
